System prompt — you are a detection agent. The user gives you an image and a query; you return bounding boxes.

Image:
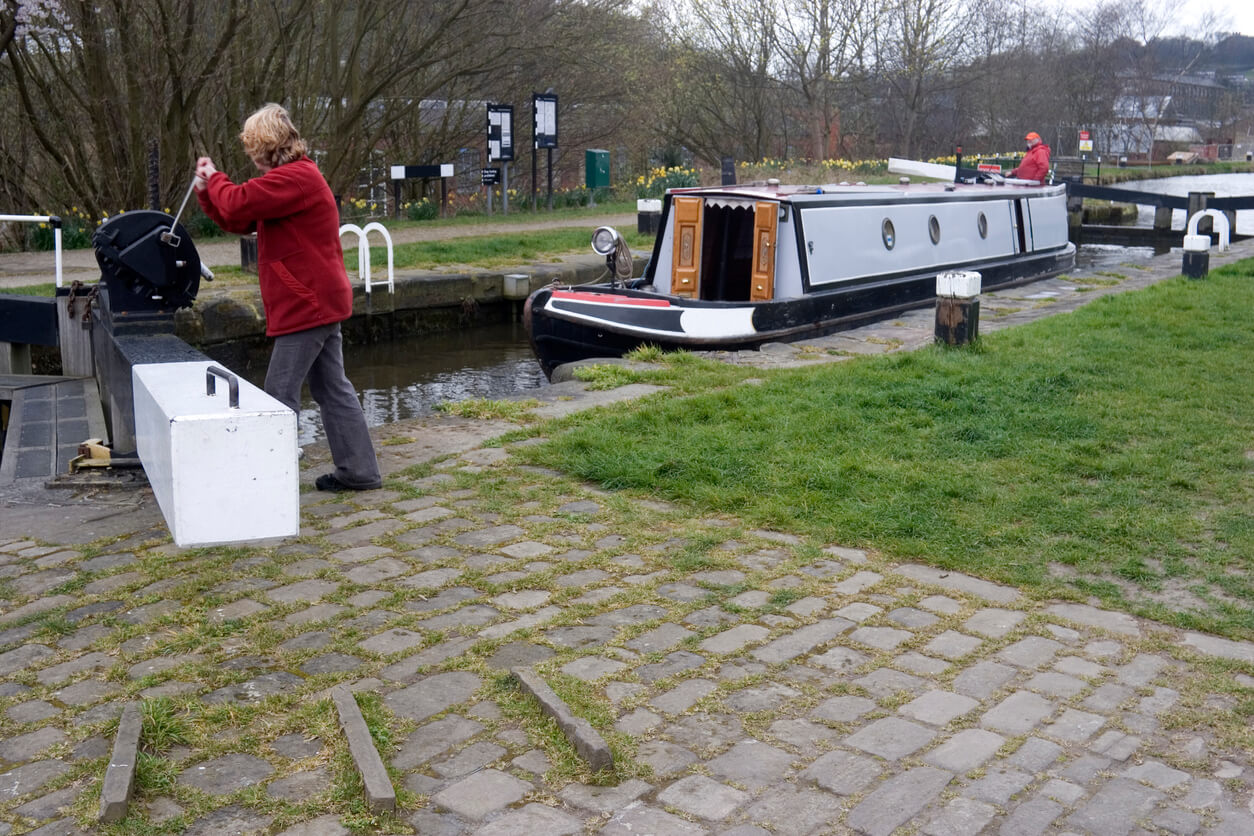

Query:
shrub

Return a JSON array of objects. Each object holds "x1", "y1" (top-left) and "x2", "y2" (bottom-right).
[
  {"x1": 635, "y1": 166, "x2": 700, "y2": 198},
  {"x1": 406, "y1": 198, "x2": 438, "y2": 221},
  {"x1": 27, "y1": 217, "x2": 92, "y2": 251}
]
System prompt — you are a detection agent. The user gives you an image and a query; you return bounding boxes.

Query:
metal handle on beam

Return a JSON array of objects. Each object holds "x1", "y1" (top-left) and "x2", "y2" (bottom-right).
[{"x1": 205, "y1": 365, "x2": 240, "y2": 409}]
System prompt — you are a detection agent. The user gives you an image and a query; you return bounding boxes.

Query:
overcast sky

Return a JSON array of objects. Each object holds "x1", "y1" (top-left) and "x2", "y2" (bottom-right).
[
  {"x1": 1053, "y1": 0, "x2": 1253, "y2": 38},
  {"x1": 1204, "y1": 0, "x2": 1253, "y2": 36}
]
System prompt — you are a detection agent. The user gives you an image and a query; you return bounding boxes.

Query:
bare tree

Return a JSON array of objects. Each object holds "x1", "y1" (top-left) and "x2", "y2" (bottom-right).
[
  {"x1": 658, "y1": 0, "x2": 784, "y2": 164},
  {"x1": 869, "y1": 0, "x2": 981, "y2": 158},
  {"x1": 3, "y1": 0, "x2": 247, "y2": 215},
  {"x1": 775, "y1": 0, "x2": 875, "y2": 160}
]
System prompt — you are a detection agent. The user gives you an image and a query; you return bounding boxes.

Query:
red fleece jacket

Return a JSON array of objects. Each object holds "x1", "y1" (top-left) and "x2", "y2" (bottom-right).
[
  {"x1": 197, "y1": 157, "x2": 352, "y2": 337},
  {"x1": 1010, "y1": 142, "x2": 1051, "y2": 183}
]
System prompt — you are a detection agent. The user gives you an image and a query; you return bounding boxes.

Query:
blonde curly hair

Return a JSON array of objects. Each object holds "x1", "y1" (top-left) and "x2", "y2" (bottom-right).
[{"x1": 239, "y1": 103, "x2": 308, "y2": 170}]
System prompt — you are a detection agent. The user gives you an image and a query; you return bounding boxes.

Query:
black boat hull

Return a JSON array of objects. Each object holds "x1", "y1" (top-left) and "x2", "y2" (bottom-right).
[{"x1": 526, "y1": 245, "x2": 1074, "y2": 377}]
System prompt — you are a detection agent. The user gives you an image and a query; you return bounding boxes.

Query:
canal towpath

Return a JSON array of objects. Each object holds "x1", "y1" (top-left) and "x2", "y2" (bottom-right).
[
  {"x1": 0, "y1": 239, "x2": 1253, "y2": 833},
  {"x1": 0, "y1": 212, "x2": 640, "y2": 291}
]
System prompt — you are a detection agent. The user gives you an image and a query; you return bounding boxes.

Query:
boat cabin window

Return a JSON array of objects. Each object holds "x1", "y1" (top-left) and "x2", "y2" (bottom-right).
[
  {"x1": 699, "y1": 203, "x2": 755, "y2": 301},
  {"x1": 882, "y1": 219, "x2": 895, "y2": 250}
]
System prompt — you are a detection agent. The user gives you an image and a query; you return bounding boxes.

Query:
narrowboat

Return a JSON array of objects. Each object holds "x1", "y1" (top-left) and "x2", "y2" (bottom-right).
[{"x1": 524, "y1": 160, "x2": 1076, "y2": 377}]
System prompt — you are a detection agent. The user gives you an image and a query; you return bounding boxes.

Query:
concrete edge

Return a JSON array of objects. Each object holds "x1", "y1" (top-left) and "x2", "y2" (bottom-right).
[
  {"x1": 331, "y1": 684, "x2": 397, "y2": 813},
  {"x1": 98, "y1": 701, "x2": 142, "y2": 823},
  {"x1": 512, "y1": 667, "x2": 613, "y2": 772}
]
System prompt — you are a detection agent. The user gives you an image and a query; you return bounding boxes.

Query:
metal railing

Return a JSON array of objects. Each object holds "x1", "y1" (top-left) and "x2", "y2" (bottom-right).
[
  {"x1": 338, "y1": 222, "x2": 394, "y2": 295},
  {"x1": 0, "y1": 214, "x2": 64, "y2": 287}
]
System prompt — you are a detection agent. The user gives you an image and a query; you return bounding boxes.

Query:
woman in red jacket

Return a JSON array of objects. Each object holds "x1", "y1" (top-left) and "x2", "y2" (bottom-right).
[
  {"x1": 1008, "y1": 132, "x2": 1051, "y2": 183},
  {"x1": 195, "y1": 104, "x2": 381, "y2": 491}
]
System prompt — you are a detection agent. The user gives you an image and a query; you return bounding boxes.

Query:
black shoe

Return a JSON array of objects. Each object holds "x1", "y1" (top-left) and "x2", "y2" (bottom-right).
[{"x1": 315, "y1": 473, "x2": 380, "y2": 492}]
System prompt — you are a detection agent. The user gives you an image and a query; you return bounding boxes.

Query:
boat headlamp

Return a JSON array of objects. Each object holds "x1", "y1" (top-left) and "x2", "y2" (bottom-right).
[{"x1": 591, "y1": 226, "x2": 621, "y2": 256}]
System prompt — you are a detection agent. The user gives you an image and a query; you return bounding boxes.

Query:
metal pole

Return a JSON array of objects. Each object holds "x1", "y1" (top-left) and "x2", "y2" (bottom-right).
[
  {"x1": 503, "y1": 164, "x2": 509, "y2": 215},
  {"x1": 546, "y1": 147, "x2": 553, "y2": 211},
  {"x1": 147, "y1": 139, "x2": 161, "y2": 211}
]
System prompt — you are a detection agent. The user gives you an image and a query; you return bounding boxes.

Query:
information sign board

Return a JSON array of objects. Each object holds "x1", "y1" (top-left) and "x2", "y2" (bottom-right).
[
  {"x1": 533, "y1": 93, "x2": 558, "y2": 149},
  {"x1": 487, "y1": 105, "x2": 513, "y2": 162}
]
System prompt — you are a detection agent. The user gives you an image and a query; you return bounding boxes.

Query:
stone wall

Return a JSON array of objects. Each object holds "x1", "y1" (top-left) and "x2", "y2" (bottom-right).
[{"x1": 174, "y1": 254, "x2": 649, "y2": 349}]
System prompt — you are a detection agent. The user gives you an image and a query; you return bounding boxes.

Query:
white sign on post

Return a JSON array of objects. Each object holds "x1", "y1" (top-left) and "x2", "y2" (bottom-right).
[
  {"x1": 487, "y1": 104, "x2": 514, "y2": 162},
  {"x1": 534, "y1": 93, "x2": 558, "y2": 149}
]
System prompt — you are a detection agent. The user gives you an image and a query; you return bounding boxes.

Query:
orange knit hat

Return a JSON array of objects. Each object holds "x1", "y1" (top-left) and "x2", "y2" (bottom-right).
[{"x1": 1024, "y1": 132, "x2": 1041, "y2": 141}]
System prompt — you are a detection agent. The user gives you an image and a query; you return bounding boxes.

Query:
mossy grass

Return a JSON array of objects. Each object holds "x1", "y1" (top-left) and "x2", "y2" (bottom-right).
[
  {"x1": 519, "y1": 259, "x2": 1254, "y2": 639},
  {"x1": 434, "y1": 397, "x2": 541, "y2": 422}
]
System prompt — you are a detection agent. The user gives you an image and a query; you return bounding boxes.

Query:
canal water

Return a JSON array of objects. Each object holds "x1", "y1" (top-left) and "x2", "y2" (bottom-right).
[
  {"x1": 292, "y1": 173, "x2": 1254, "y2": 445},
  {"x1": 1126, "y1": 172, "x2": 1254, "y2": 235},
  {"x1": 293, "y1": 319, "x2": 545, "y2": 445}
]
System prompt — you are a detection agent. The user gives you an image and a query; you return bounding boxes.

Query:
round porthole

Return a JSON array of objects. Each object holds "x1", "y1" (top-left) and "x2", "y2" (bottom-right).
[
  {"x1": 929, "y1": 215, "x2": 941, "y2": 244},
  {"x1": 977, "y1": 211, "x2": 988, "y2": 239},
  {"x1": 882, "y1": 218, "x2": 895, "y2": 250}
]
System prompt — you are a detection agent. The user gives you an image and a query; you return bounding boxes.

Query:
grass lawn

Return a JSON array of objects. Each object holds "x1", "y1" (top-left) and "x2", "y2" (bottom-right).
[{"x1": 517, "y1": 260, "x2": 1254, "y2": 639}]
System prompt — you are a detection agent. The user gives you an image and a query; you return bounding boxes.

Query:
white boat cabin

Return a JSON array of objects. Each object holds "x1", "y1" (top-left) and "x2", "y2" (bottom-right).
[{"x1": 648, "y1": 182, "x2": 1071, "y2": 302}]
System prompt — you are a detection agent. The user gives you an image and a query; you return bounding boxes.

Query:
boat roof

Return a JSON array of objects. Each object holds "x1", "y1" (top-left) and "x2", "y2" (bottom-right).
[{"x1": 667, "y1": 180, "x2": 1063, "y2": 203}]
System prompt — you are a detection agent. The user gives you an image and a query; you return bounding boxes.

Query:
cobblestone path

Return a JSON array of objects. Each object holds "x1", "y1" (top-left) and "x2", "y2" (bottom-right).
[{"x1": 2, "y1": 438, "x2": 1254, "y2": 834}]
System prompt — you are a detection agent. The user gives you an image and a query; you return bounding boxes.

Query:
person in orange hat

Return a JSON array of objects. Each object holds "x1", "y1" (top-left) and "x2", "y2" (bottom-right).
[{"x1": 1008, "y1": 132, "x2": 1051, "y2": 183}]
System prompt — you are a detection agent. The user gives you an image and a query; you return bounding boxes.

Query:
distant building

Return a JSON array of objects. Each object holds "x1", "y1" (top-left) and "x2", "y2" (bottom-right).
[{"x1": 1096, "y1": 73, "x2": 1238, "y2": 160}]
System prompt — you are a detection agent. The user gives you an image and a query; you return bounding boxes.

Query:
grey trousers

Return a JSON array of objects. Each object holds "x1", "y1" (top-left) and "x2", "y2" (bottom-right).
[{"x1": 265, "y1": 322, "x2": 382, "y2": 489}]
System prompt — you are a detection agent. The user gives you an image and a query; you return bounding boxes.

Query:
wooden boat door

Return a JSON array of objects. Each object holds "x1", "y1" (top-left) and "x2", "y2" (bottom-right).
[
  {"x1": 750, "y1": 201, "x2": 777, "y2": 301},
  {"x1": 671, "y1": 196, "x2": 703, "y2": 298}
]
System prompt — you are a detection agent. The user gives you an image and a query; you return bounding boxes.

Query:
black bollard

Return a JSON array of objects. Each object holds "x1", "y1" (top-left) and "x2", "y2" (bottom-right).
[
  {"x1": 637, "y1": 199, "x2": 661, "y2": 235},
  {"x1": 1182, "y1": 234, "x2": 1209, "y2": 279}
]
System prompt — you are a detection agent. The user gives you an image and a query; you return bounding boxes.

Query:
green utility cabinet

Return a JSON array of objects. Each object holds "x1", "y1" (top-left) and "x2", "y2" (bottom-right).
[{"x1": 585, "y1": 149, "x2": 610, "y2": 189}]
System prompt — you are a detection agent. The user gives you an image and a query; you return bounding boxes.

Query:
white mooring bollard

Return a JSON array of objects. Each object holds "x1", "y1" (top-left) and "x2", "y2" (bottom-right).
[
  {"x1": 935, "y1": 270, "x2": 982, "y2": 345},
  {"x1": 1182, "y1": 209, "x2": 1231, "y2": 279}
]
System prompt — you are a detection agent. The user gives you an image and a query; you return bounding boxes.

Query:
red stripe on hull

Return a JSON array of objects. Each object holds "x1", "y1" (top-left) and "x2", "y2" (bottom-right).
[{"x1": 551, "y1": 291, "x2": 673, "y2": 308}]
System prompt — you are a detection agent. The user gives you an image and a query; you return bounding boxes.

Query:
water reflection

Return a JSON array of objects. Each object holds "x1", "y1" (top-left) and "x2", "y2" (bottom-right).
[
  {"x1": 1074, "y1": 242, "x2": 1161, "y2": 272},
  {"x1": 297, "y1": 320, "x2": 547, "y2": 445}
]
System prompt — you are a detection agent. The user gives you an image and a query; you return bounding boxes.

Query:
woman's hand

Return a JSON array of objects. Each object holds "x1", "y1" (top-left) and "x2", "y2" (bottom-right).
[{"x1": 194, "y1": 156, "x2": 218, "y2": 191}]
